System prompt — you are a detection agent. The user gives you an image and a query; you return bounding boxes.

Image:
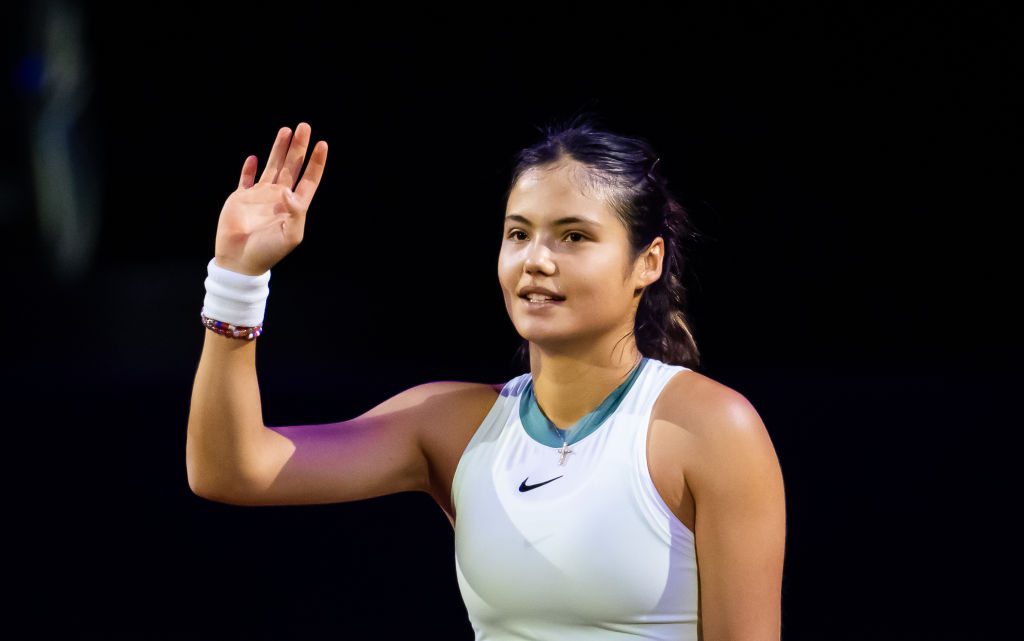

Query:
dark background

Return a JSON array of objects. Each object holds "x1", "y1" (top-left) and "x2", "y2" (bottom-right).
[{"x1": 1, "y1": 1, "x2": 1020, "y2": 639}]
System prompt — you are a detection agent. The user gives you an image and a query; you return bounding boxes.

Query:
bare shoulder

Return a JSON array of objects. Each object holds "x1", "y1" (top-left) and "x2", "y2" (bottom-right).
[
  {"x1": 657, "y1": 368, "x2": 782, "y2": 501},
  {"x1": 373, "y1": 379, "x2": 502, "y2": 456},
  {"x1": 412, "y1": 379, "x2": 504, "y2": 523},
  {"x1": 358, "y1": 379, "x2": 502, "y2": 421},
  {"x1": 657, "y1": 369, "x2": 765, "y2": 439}
]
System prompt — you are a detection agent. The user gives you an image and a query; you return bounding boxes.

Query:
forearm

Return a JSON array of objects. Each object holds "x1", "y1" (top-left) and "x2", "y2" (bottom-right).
[{"x1": 186, "y1": 328, "x2": 267, "y2": 498}]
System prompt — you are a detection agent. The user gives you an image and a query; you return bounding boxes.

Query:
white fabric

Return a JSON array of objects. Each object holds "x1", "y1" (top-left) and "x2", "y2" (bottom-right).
[
  {"x1": 202, "y1": 257, "x2": 271, "y2": 327},
  {"x1": 452, "y1": 357, "x2": 699, "y2": 640}
]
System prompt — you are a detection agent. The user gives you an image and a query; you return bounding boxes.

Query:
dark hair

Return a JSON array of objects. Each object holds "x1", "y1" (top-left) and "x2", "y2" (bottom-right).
[{"x1": 505, "y1": 112, "x2": 704, "y2": 370}]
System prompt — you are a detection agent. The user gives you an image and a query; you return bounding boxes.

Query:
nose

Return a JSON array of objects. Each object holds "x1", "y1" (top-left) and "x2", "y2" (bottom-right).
[{"x1": 523, "y1": 239, "x2": 556, "y2": 275}]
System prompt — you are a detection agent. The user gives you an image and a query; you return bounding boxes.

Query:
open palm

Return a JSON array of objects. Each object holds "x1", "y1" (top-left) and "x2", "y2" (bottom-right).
[{"x1": 214, "y1": 122, "x2": 328, "y2": 275}]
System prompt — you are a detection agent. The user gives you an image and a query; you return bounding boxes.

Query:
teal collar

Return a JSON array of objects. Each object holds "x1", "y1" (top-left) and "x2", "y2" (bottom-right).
[{"x1": 519, "y1": 357, "x2": 650, "y2": 448}]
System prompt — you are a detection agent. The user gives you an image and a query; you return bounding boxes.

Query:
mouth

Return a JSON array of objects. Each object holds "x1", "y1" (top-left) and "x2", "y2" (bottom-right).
[{"x1": 519, "y1": 295, "x2": 565, "y2": 308}]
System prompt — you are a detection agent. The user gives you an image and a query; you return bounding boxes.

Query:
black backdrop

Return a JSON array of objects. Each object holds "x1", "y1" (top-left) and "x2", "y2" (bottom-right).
[{"x1": 1, "y1": 1, "x2": 1020, "y2": 639}]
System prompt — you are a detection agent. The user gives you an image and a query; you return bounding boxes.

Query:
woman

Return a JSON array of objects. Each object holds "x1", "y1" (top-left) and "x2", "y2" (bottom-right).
[{"x1": 187, "y1": 115, "x2": 787, "y2": 640}]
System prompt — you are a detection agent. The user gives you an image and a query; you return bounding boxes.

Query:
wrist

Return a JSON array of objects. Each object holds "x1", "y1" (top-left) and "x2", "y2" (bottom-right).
[
  {"x1": 212, "y1": 256, "x2": 267, "y2": 277},
  {"x1": 202, "y1": 257, "x2": 271, "y2": 328}
]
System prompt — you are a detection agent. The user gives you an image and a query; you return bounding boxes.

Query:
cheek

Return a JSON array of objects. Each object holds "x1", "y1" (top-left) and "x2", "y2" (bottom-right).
[
  {"x1": 573, "y1": 268, "x2": 611, "y2": 298},
  {"x1": 572, "y1": 275, "x2": 629, "y2": 310},
  {"x1": 497, "y1": 255, "x2": 513, "y2": 291}
]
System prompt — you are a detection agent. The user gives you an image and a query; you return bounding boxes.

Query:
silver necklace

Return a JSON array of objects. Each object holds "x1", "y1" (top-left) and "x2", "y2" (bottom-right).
[{"x1": 550, "y1": 422, "x2": 583, "y2": 466}]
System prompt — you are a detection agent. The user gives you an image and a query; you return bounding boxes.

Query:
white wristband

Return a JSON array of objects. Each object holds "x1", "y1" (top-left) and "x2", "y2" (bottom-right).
[{"x1": 202, "y1": 257, "x2": 271, "y2": 327}]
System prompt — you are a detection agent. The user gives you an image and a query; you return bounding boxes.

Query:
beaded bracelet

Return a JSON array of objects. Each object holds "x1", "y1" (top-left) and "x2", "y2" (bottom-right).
[{"x1": 201, "y1": 311, "x2": 263, "y2": 340}]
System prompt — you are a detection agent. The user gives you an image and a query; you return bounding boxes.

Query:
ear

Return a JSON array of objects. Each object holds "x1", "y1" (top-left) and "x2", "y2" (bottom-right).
[
  {"x1": 640, "y1": 237, "x2": 665, "y2": 286},
  {"x1": 633, "y1": 237, "x2": 664, "y2": 296}
]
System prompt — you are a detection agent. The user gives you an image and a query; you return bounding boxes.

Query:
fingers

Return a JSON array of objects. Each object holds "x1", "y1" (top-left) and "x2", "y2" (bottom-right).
[
  {"x1": 258, "y1": 126, "x2": 293, "y2": 184},
  {"x1": 237, "y1": 155, "x2": 257, "y2": 190},
  {"x1": 293, "y1": 140, "x2": 328, "y2": 208},
  {"x1": 276, "y1": 122, "x2": 312, "y2": 190},
  {"x1": 253, "y1": 123, "x2": 326, "y2": 215}
]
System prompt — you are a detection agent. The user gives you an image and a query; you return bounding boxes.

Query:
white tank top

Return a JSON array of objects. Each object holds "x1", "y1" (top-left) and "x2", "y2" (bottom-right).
[{"x1": 451, "y1": 356, "x2": 699, "y2": 640}]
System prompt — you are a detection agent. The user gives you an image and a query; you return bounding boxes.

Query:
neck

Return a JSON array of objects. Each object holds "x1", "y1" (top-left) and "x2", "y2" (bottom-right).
[{"x1": 527, "y1": 335, "x2": 643, "y2": 430}]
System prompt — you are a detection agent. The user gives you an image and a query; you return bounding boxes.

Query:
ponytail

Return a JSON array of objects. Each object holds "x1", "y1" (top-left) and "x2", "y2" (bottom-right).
[{"x1": 633, "y1": 192, "x2": 701, "y2": 369}]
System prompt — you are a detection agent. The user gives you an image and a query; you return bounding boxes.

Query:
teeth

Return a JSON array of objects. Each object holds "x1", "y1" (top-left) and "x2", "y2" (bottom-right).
[{"x1": 526, "y1": 295, "x2": 553, "y2": 302}]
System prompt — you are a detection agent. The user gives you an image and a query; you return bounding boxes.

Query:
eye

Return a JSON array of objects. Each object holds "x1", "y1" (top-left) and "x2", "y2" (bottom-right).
[{"x1": 505, "y1": 230, "x2": 587, "y2": 243}]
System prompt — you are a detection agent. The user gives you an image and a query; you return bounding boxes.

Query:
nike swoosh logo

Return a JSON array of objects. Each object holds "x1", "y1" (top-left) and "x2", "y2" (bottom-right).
[{"x1": 519, "y1": 476, "x2": 564, "y2": 492}]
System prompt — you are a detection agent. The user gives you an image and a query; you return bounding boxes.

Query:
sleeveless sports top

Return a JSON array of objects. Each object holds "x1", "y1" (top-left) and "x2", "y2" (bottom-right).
[{"x1": 451, "y1": 356, "x2": 699, "y2": 640}]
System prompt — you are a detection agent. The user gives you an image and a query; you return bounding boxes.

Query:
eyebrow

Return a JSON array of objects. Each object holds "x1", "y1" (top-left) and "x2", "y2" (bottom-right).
[{"x1": 504, "y1": 214, "x2": 602, "y2": 227}]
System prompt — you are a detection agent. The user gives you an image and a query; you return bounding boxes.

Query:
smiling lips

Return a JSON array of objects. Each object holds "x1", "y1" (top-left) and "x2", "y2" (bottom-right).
[
  {"x1": 520, "y1": 296, "x2": 564, "y2": 309},
  {"x1": 523, "y1": 294, "x2": 563, "y2": 303},
  {"x1": 520, "y1": 293, "x2": 564, "y2": 307},
  {"x1": 518, "y1": 286, "x2": 565, "y2": 302}
]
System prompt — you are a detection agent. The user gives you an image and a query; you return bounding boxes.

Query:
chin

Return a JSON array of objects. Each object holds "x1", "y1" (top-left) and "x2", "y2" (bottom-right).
[{"x1": 515, "y1": 325, "x2": 579, "y2": 348}]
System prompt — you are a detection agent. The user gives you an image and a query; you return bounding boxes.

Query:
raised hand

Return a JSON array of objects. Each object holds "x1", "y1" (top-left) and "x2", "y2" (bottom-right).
[{"x1": 214, "y1": 122, "x2": 328, "y2": 275}]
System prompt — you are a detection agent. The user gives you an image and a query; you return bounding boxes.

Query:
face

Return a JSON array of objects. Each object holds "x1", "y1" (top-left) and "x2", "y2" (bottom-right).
[{"x1": 498, "y1": 159, "x2": 663, "y2": 353}]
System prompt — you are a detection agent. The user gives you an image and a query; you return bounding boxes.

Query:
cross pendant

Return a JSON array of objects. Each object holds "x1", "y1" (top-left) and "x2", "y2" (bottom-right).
[{"x1": 557, "y1": 442, "x2": 573, "y2": 465}]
